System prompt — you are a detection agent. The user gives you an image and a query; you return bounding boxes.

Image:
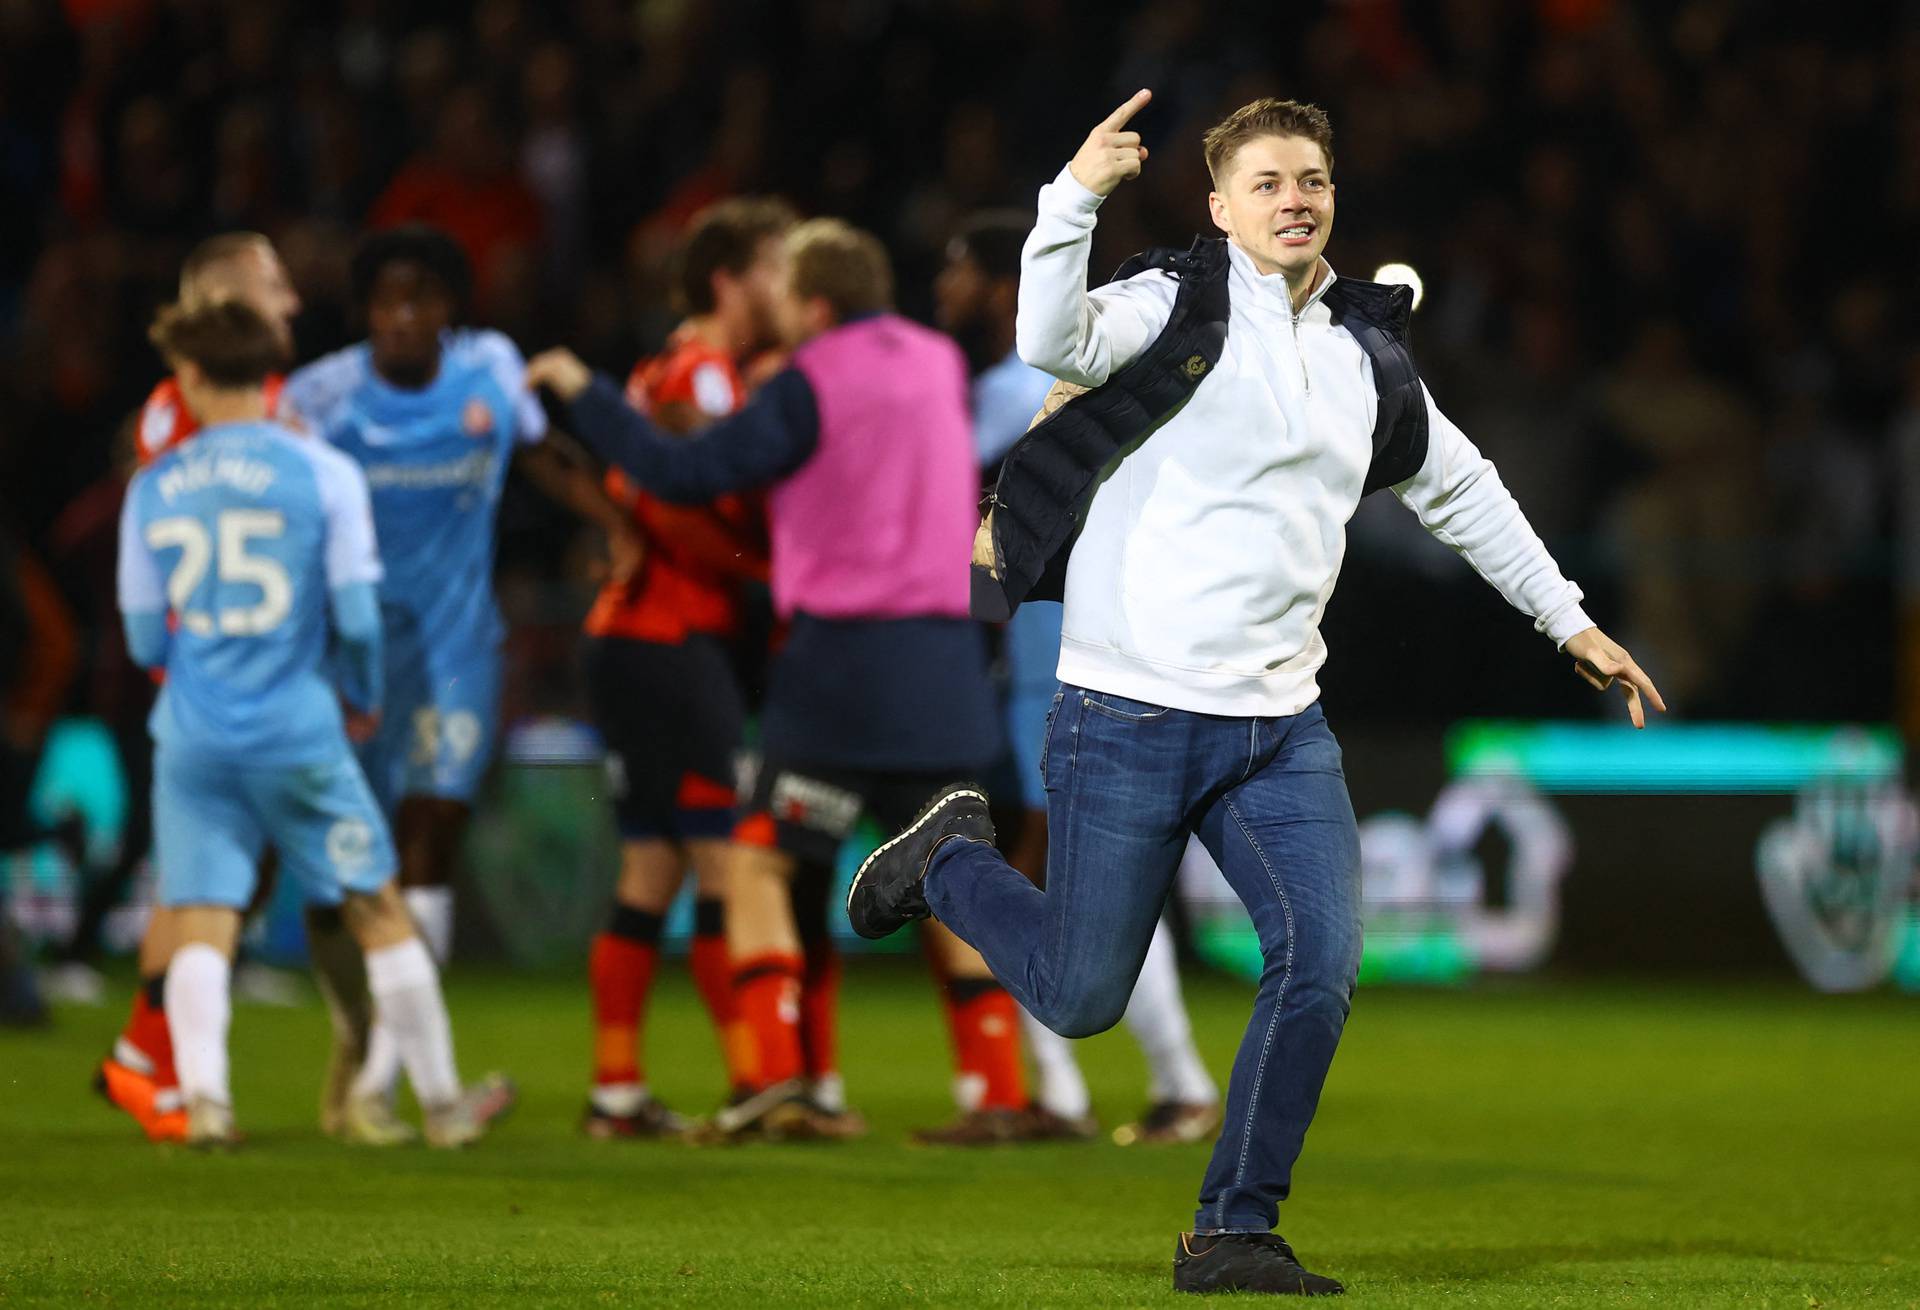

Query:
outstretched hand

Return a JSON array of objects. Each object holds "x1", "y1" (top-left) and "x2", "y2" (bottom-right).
[
  {"x1": 526, "y1": 348, "x2": 593, "y2": 403},
  {"x1": 1562, "y1": 627, "x2": 1667, "y2": 729},
  {"x1": 1068, "y1": 89, "x2": 1152, "y2": 197}
]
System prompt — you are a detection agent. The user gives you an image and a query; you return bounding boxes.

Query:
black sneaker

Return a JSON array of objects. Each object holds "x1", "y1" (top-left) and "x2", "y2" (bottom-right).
[
  {"x1": 1172, "y1": 1232, "x2": 1344, "y2": 1296},
  {"x1": 845, "y1": 784, "x2": 994, "y2": 940},
  {"x1": 581, "y1": 1095, "x2": 690, "y2": 1140}
]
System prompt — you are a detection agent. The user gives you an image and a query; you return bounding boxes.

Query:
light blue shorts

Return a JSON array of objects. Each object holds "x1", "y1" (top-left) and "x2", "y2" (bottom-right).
[
  {"x1": 1003, "y1": 602, "x2": 1064, "y2": 810},
  {"x1": 153, "y1": 745, "x2": 397, "y2": 909},
  {"x1": 357, "y1": 617, "x2": 501, "y2": 809}
]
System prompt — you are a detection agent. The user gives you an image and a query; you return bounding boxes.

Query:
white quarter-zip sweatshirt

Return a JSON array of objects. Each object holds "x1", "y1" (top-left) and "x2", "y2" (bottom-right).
[{"x1": 1016, "y1": 167, "x2": 1593, "y2": 718}]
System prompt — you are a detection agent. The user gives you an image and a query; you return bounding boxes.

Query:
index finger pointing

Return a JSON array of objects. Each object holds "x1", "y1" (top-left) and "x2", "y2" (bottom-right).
[
  {"x1": 1101, "y1": 88, "x2": 1153, "y2": 130},
  {"x1": 1624, "y1": 661, "x2": 1668, "y2": 714}
]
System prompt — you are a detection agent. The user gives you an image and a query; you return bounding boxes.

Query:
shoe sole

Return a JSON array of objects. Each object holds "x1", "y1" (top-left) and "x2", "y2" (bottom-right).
[
  {"x1": 582, "y1": 1110, "x2": 692, "y2": 1140},
  {"x1": 470, "y1": 1076, "x2": 519, "y2": 1127},
  {"x1": 340, "y1": 1101, "x2": 418, "y2": 1146},
  {"x1": 710, "y1": 1079, "x2": 807, "y2": 1136},
  {"x1": 845, "y1": 787, "x2": 989, "y2": 933},
  {"x1": 340, "y1": 1121, "x2": 418, "y2": 1146},
  {"x1": 805, "y1": 1110, "x2": 868, "y2": 1140},
  {"x1": 1115, "y1": 1105, "x2": 1225, "y2": 1146}
]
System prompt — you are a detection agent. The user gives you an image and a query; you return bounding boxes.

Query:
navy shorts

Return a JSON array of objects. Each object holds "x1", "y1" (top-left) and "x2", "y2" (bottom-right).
[{"x1": 584, "y1": 634, "x2": 745, "y2": 842}]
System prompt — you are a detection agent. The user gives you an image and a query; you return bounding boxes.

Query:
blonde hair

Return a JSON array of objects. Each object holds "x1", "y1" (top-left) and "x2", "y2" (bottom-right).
[
  {"x1": 1202, "y1": 98, "x2": 1334, "y2": 184},
  {"x1": 178, "y1": 232, "x2": 273, "y2": 305},
  {"x1": 786, "y1": 218, "x2": 893, "y2": 320}
]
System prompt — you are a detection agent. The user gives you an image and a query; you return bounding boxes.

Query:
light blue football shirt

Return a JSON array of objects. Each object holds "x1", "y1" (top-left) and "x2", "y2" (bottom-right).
[
  {"x1": 972, "y1": 347, "x2": 1056, "y2": 469},
  {"x1": 117, "y1": 421, "x2": 383, "y2": 765},
  {"x1": 284, "y1": 328, "x2": 546, "y2": 645}
]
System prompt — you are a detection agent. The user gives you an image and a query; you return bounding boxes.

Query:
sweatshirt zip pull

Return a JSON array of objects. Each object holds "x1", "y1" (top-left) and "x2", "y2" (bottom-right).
[{"x1": 1290, "y1": 309, "x2": 1311, "y2": 397}]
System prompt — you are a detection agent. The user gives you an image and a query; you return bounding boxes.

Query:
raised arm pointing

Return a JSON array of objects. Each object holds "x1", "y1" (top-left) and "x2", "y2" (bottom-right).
[{"x1": 1068, "y1": 89, "x2": 1152, "y2": 197}]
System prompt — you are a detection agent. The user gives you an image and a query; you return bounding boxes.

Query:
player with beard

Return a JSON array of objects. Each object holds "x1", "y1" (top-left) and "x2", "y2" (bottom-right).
[
  {"x1": 529, "y1": 219, "x2": 1023, "y2": 1141},
  {"x1": 533, "y1": 198, "x2": 847, "y2": 1137}
]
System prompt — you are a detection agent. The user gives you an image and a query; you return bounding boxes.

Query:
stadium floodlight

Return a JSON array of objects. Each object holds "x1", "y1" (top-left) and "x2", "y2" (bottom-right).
[{"x1": 1372, "y1": 261, "x2": 1424, "y2": 310}]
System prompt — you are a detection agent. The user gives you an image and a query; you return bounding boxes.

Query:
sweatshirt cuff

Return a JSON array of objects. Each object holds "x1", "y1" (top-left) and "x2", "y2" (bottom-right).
[
  {"x1": 1542, "y1": 602, "x2": 1596, "y2": 650},
  {"x1": 1039, "y1": 165, "x2": 1104, "y2": 222}
]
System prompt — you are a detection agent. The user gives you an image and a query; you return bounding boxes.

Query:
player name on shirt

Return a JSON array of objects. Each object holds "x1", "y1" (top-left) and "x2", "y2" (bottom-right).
[{"x1": 154, "y1": 451, "x2": 278, "y2": 501}]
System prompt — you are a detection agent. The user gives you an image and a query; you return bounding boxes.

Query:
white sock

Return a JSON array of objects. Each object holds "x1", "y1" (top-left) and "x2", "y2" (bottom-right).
[
  {"x1": 1176, "y1": 832, "x2": 1236, "y2": 906},
  {"x1": 355, "y1": 1019, "x2": 403, "y2": 1101},
  {"x1": 1126, "y1": 917, "x2": 1218, "y2": 1105},
  {"x1": 808, "y1": 1072, "x2": 847, "y2": 1114},
  {"x1": 355, "y1": 888, "x2": 454, "y2": 1102},
  {"x1": 953, "y1": 1071, "x2": 986, "y2": 1113},
  {"x1": 590, "y1": 1081, "x2": 647, "y2": 1116},
  {"x1": 165, "y1": 944, "x2": 233, "y2": 1108},
  {"x1": 357, "y1": 937, "x2": 461, "y2": 1108},
  {"x1": 402, "y1": 886, "x2": 454, "y2": 964},
  {"x1": 1020, "y1": 1006, "x2": 1091, "y2": 1119}
]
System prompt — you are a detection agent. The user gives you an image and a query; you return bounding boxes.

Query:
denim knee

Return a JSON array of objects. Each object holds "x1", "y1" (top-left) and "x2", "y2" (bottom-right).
[
  {"x1": 1284, "y1": 976, "x2": 1355, "y2": 1040},
  {"x1": 1036, "y1": 987, "x2": 1131, "y2": 1039}
]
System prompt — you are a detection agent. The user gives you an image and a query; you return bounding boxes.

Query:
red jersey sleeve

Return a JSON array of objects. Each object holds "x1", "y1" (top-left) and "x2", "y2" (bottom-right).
[
  {"x1": 647, "y1": 343, "x2": 744, "y2": 420},
  {"x1": 136, "y1": 379, "x2": 198, "y2": 466},
  {"x1": 136, "y1": 374, "x2": 290, "y2": 467}
]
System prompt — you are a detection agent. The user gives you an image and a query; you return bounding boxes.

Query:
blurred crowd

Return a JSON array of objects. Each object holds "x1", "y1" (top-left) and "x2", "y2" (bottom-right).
[{"x1": 1, "y1": 0, "x2": 1912, "y2": 731}]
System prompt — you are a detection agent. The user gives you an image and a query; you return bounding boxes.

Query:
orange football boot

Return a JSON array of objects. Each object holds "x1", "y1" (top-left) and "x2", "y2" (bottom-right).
[{"x1": 95, "y1": 1057, "x2": 189, "y2": 1143}]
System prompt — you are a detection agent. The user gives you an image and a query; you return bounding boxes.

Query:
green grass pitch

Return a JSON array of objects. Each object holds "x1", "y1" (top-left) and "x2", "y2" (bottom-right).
[{"x1": 3, "y1": 964, "x2": 1917, "y2": 1307}]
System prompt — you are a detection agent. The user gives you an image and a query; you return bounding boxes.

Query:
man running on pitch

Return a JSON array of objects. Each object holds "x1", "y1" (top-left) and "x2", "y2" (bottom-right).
[{"x1": 848, "y1": 93, "x2": 1664, "y2": 1296}]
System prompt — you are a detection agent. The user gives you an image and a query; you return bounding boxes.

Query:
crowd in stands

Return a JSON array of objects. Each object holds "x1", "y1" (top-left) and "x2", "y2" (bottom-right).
[{"x1": 2, "y1": 0, "x2": 1909, "y2": 727}]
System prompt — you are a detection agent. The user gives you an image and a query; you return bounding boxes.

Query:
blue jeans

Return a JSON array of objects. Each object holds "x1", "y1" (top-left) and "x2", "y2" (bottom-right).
[{"x1": 926, "y1": 685, "x2": 1362, "y2": 1234}]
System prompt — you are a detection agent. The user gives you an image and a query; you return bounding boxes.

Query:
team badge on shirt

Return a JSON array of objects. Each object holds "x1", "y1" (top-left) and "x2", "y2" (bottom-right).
[
  {"x1": 462, "y1": 396, "x2": 494, "y2": 438},
  {"x1": 139, "y1": 397, "x2": 180, "y2": 457},
  {"x1": 690, "y1": 361, "x2": 737, "y2": 418}
]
